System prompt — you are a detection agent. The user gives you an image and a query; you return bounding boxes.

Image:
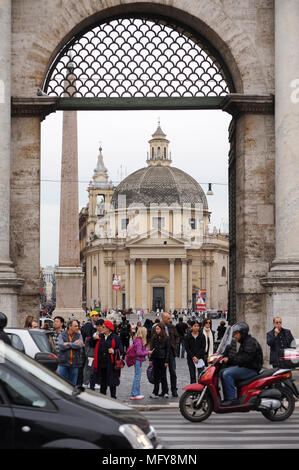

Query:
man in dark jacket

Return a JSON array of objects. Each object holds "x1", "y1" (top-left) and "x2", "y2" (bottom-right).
[
  {"x1": 176, "y1": 317, "x2": 188, "y2": 358},
  {"x1": 220, "y1": 322, "x2": 263, "y2": 406},
  {"x1": 58, "y1": 320, "x2": 84, "y2": 385},
  {"x1": 0, "y1": 312, "x2": 11, "y2": 345},
  {"x1": 159, "y1": 312, "x2": 180, "y2": 397},
  {"x1": 267, "y1": 317, "x2": 294, "y2": 367}
]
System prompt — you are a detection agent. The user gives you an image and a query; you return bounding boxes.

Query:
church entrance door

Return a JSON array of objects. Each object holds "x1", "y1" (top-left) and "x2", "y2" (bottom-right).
[{"x1": 153, "y1": 287, "x2": 165, "y2": 312}]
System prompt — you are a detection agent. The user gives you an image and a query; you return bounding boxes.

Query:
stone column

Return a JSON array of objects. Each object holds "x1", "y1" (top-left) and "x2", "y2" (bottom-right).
[
  {"x1": 169, "y1": 259, "x2": 175, "y2": 311},
  {"x1": 187, "y1": 259, "x2": 193, "y2": 309},
  {"x1": 141, "y1": 258, "x2": 148, "y2": 311},
  {"x1": 129, "y1": 258, "x2": 136, "y2": 311},
  {"x1": 125, "y1": 259, "x2": 130, "y2": 309},
  {"x1": 181, "y1": 259, "x2": 187, "y2": 309},
  {"x1": 260, "y1": 2, "x2": 299, "y2": 343},
  {"x1": 274, "y1": 0, "x2": 299, "y2": 268},
  {"x1": 0, "y1": 0, "x2": 23, "y2": 326},
  {"x1": 105, "y1": 260, "x2": 114, "y2": 310}
]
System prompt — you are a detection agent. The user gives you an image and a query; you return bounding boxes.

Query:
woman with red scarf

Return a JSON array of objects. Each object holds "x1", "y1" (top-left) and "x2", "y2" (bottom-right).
[{"x1": 91, "y1": 320, "x2": 123, "y2": 399}]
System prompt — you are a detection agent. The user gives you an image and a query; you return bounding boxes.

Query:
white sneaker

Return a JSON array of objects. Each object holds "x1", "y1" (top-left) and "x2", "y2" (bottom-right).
[
  {"x1": 150, "y1": 393, "x2": 159, "y2": 399},
  {"x1": 163, "y1": 393, "x2": 169, "y2": 399},
  {"x1": 94, "y1": 384, "x2": 101, "y2": 390},
  {"x1": 135, "y1": 395, "x2": 144, "y2": 399}
]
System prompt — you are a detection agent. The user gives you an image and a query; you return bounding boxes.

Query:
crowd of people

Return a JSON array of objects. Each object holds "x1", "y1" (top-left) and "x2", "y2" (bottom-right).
[{"x1": 20, "y1": 311, "x2": 296, "y2": 404}]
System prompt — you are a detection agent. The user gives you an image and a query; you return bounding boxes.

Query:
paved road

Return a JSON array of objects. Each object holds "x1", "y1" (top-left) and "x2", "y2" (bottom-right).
[{"x1": 142, "y1": 408, "x2": 299, "y2": 449}]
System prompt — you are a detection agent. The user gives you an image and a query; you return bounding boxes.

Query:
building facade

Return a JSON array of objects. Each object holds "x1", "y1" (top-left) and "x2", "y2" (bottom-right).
[{"x1": 81, "y1": 124, "x2": 229, "y2": 312}]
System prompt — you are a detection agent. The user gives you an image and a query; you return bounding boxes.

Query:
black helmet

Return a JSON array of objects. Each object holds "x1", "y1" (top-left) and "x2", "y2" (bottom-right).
[
  {"x1": 0, "y1": 312, "x2": 8, "y2": 329},
  {"x1": 232, "y1": 322, "x2": 249, "y2": 340}
]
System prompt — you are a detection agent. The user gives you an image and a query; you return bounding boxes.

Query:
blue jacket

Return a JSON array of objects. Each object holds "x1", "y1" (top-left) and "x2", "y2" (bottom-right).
[
  {"x1": 267, "y1": 328, "x2": 294, "y2": 366},
  {"x1": 58, "y1": 330, "x2": 84, "y2": 367}
]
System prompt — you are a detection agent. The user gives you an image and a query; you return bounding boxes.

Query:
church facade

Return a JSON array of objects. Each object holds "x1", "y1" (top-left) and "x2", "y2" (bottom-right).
[{"x1": 81, "y1": 124, "x2": 229, "y2": 312}]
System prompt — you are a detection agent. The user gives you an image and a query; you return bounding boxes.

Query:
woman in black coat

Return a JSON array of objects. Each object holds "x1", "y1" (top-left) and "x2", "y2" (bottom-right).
[
  {"x1": 92, "y1": 320, "x2": 123, "y2": 398},
  {"x1": 149, "y1": 323, "x2": 170, "y2": 398},
  {"x1": 184, "y1": 320, "x2": 206, "y2": 383}
]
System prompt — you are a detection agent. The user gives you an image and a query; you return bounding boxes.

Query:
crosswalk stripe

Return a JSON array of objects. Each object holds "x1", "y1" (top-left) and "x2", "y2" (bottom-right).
[{"x1": 142, "y1": 410, "x2": 299, "y2": 449}]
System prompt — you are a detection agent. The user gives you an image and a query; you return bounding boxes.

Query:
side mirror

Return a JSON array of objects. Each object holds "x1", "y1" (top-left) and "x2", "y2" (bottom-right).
[{"x1": 34, "y1": 352, "x2": 58, "y2": 372}]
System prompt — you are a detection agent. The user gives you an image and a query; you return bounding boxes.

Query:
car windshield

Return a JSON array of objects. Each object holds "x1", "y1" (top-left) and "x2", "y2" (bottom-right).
[
  {"x1": 216, "y1": 325, "x2": 233, "y2": 355},
  {"x1": 29, "y1": 330, "x2": 52, "y2": 353},
  {"x1": 0, "y1": 341, "x2": 73, "y2": 395}
]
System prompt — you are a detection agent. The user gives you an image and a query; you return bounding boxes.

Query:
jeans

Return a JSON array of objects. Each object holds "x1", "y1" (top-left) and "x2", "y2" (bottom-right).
[
  {"x1": 58, "y1": 365, "x2": 79, "y2": 386},
  {"x1": 179, "y1": 338, "x2": 185, "y2": 358},
  {"x1": 130, "y1": 359, "x2": 142, "y2": 397},
  {"x1": 222, "y1": 366, "x2": 257, "y2": 399}
]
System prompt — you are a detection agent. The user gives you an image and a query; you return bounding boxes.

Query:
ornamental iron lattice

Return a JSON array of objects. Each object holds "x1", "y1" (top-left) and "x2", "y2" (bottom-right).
[{"x1": 44, "y1": 17, "x2": 232, "y2": 98}]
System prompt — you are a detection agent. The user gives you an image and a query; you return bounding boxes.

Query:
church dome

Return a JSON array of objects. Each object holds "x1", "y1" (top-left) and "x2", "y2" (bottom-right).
[{"x1": 111, "y1": 165, "x2": 208, "y2": 209}]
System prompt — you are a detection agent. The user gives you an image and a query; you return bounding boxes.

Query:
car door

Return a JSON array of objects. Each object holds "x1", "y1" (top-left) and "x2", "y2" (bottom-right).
[
  {"x1": 0, "y1": 365, "x2": 62, "y2": 448},
  {"x1": 0, "y1": 381, "x2": 14, "y2": 449}
]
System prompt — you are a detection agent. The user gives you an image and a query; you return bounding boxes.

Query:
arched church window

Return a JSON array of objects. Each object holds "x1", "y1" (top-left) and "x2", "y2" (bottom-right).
[
  {"x1": 221, "y1": 266, "x2": 226, "y2": 277},
  {"x1": 93, "y1": 266, "x2": 97, "y2": 276},
  {"x1": 152, "y1": 148, "x2": 154, "y2": 158},
  {"x1": 157, "y1": 147, "x2": 161, "y2": 158},
  {"x1": 164, "y1": 148, "x2": 166, "y2": 158}
]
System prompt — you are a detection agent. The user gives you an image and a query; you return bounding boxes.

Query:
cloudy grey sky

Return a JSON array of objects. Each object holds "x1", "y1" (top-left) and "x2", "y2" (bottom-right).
[{"x1": 40, "y1": 109, "x2": 231, "y2": 267}]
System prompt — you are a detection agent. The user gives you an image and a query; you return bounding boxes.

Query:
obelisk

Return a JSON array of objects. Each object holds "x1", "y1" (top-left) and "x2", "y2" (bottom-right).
[{"x1": 53, "y1": 58, "x2": 85, "y2": 322}]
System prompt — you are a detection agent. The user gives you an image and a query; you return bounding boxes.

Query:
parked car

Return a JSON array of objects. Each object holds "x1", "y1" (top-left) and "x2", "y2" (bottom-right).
[
  {"x1": 39, "y1": 317, "x2": 54, "y2": 330},
  {"x1": 4, "y1": 328, "x2": 58, "y2": 371},
  {"x1": 0, "y1": 342, "x2": 162, "y2": 449}
]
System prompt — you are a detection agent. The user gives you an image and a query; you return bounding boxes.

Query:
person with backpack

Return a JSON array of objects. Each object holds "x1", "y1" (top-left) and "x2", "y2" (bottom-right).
[
  {"x1": 129, "y1": 327, "x2": 152, "y2": 400},
  {"x1": 119, "y1": 316, "x2": 131, "y2": 359}
]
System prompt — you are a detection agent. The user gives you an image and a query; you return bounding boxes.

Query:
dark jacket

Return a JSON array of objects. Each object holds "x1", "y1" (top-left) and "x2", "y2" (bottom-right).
[
  {"x1": 267, "y1": 328, "x2": 294, "y2": 366},
  {"x1": 217, "y1": 325, "x2": 226, "y2": 341},
  {"x1": 58, "y1": 330, "x2": 84, "y2": 367},
  {"x1": 81, "y1": 320, "x2": 96, "y2": 342},
  {"x1": 159, "y1": 323, "x2": 180, "y2": 356},
  {"x1": 93, "y1": 333, "x2": 123, "y2": 387},
  {"x1": 227, "y1": 333, "x2": 263, "y2": 372},
  {"x1": 176, "y1": 321, "x2": 188, "y2": 338},
  {"x1": 150, "y1": 336, "x2": 170, "y2": 363},
  {"x1": 184, "y1": 332, "x2": 206, "y2": 361}
]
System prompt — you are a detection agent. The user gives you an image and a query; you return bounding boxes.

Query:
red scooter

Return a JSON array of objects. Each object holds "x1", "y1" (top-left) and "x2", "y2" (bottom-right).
[{"x1": 179, "y1": 327, "x2": 298, "y2": 423}]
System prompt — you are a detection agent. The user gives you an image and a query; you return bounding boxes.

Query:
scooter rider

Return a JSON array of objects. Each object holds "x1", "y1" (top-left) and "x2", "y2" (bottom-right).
[
  {"x1": 0, "y1": 312, "x2": 11, "y2": 345},
  {"x1": 220, "y1": 322, "x2": 263, "y2": 406}
]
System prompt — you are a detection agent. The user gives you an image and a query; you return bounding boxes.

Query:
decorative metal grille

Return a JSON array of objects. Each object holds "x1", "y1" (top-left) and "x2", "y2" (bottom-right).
[{"x1": 44, "y1": 17, "x2": 231, "y2": 98}]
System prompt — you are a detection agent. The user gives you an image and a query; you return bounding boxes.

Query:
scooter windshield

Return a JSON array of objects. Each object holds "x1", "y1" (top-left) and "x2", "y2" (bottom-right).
[{"x1": 216, "y1": 325, "x2": 233, "y2": 355}]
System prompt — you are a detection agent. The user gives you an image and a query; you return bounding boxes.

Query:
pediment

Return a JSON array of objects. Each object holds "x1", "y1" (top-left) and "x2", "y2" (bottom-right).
[{"x1": 127, "y1": 229, "x2": 186, "y2": 247}]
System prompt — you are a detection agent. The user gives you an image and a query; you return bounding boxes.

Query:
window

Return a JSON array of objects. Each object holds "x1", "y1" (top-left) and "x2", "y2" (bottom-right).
[
  {"x1": 152, "y1": 217, "x2": 165, "y2": 229},
  {"x1": 163, "y1": 147, "x2": 166, "y2": 158},
  {"x1": 121, "y1": 218, "x2": 129, "y2": 230},
  {"x1": 93, "y1": 266, "x2": 97, "y2": 276},
  {"x1": 7, "y1": 334, "x2": 25, "y2": 353},
  {"x1": 222, "y1": 266, "x2": 227, "y2": 277},
  {"x1": 29, "y1": 331, "x2": 52, "y2": 353},
  {"x1": 0, "y1": 368, "x2": 54, "y2": 409},
  {"x1": 189, "y1": 218, "x2": 197, "y2": 229}
]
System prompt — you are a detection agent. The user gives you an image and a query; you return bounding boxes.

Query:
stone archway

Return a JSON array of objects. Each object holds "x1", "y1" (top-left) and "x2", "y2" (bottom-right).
[{"x1": 5, "y1": 1, "x2": 277, "y2": 350}]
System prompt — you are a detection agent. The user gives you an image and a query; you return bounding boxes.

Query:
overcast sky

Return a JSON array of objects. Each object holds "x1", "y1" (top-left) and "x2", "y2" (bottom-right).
[{"x1": 40, "y1": 109, "x2": 231, "y2": 267}]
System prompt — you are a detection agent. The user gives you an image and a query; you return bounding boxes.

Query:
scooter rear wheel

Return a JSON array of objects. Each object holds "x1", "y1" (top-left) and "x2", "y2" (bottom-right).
[
  {"x1": 261, "y1": 387, "x2": 295, "y2": 422},
  {"x1": 179, "y1": 390, "x2": 213, "y2": 422}
]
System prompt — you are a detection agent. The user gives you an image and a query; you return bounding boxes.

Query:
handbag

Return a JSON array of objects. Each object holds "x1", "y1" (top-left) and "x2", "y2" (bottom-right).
[
  {"x1": 114, "y1": 349, "x2": 125, "y2": 370},
  {"x1": 146, "y1": 364, "x2": 154, "y2": 384}
]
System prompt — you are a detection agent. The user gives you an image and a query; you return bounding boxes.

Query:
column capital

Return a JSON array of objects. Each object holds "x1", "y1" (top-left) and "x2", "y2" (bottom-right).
[
  {"x1": 104, "y1": 259, "x2": 114, "y2": 266},
  {"x1": 181, "y1": 258, "x2": 188, "y2": 264},
  {"x1": 169, "y1": 258, "x2": 175, "y2": 264},
  {"x1": 140, "y1": 258, "x2": 148, "y2": 264},
  {"x1": 221, "y1": 94, "x2": 274, "y2": 118}
]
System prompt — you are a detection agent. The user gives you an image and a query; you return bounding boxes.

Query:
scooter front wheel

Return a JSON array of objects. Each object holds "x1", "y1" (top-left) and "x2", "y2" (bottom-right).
[
  {"x1": 179, "y1": 389, "x2": 213, "y2": 422},
  {"x1": 261, "y1": 387, "x2": 295, "y2": 422}
]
